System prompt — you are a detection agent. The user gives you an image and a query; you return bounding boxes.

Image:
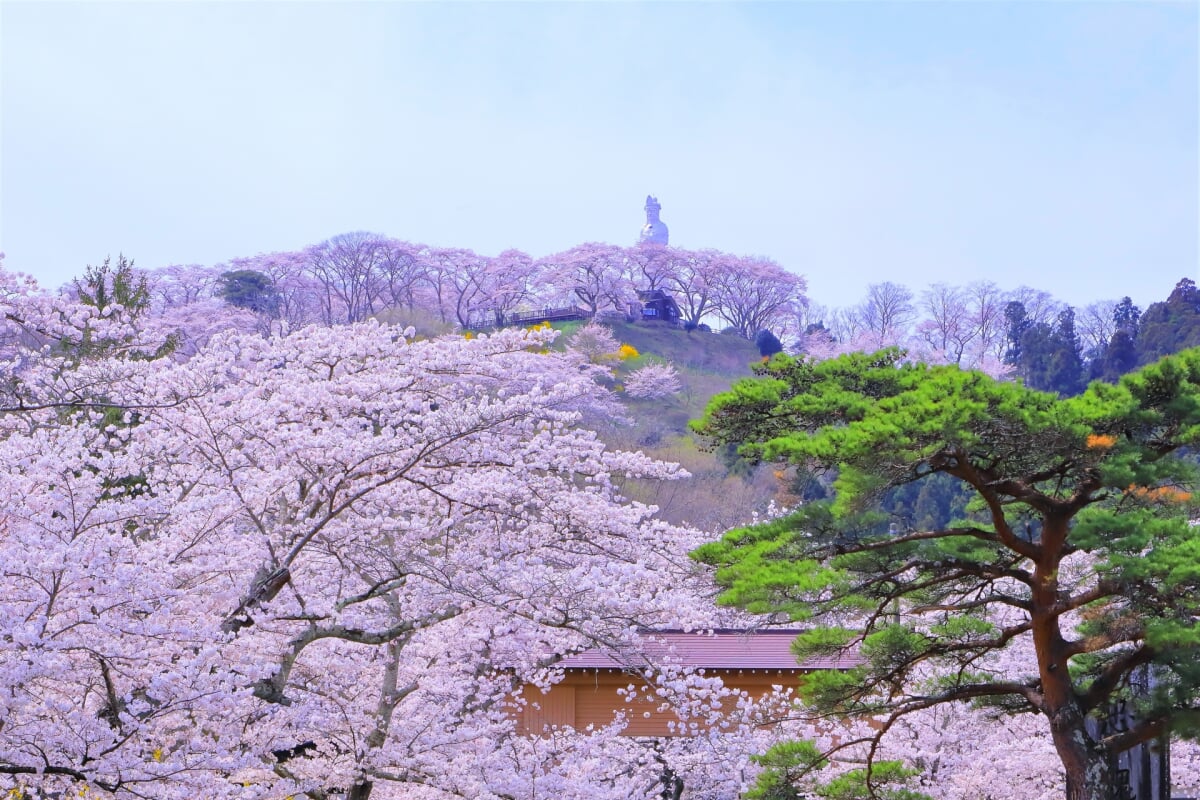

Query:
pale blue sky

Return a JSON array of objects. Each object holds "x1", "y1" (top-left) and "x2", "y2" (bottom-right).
[{"x1": 2, "y1": 1, "x2": 1196, "y2": 310}]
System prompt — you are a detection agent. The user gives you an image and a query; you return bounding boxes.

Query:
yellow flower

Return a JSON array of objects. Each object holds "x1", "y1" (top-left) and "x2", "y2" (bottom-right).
[
  {"x1": 617, "y1": 344, "x2": 639, "y2": 360},
  {"x1": 152, "y1": 747, "x2": 164, "y2": 762}
]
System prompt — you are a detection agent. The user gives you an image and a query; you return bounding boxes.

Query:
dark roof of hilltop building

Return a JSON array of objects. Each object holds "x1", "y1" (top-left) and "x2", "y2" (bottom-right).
[{"x1": 560, "y1": 629, "x2": 859, "y2": 671}]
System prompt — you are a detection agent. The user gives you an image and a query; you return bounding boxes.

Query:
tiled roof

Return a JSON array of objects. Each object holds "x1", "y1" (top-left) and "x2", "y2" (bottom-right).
[{"x1": 559, "y1": 629, "x2": 859, "y2": 671}]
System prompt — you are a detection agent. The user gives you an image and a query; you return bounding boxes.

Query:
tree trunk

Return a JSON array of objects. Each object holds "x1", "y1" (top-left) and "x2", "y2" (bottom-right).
[
  {"x1": 1053, "y1": 709, "x2": 1118, "y2": 800},
  {"x1": 346, "y1": 779, "x2": 373, "y2": 800},
  {"x1": 1030, "y1": 516, "x2": 1120, "y2": 800}
]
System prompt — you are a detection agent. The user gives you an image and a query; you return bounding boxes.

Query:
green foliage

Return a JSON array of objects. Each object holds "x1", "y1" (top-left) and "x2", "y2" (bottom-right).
[
  {"x1": 74, "y1": 254, "x2": 149, "y2": 316},
  {"x1": 68, "y1": 255, "x2": 177, "y2": 360},
  {"x1": 218, "y1": 269, "x2": 280, "y2": 315},
  {"x1": 744, "y1": 740, "x2": 826, "y2": 800},
  {"x1": 880, "y1": 472, "x2": 972, "y2": 532},
  {"x1": 1137, "y1": 278, "x2": 1200, "y2": 365},
  {"x1": 584, "y1": 319, "x2": 779, "y2": 531},
  {"x1": 756, "y1": 328, "x2": 785, "y2": 357},
  {"x1": 743, "y1": 740, "x2": 930, "y2": 800},
  {"x1": 1004, "y1": 302, "x2": 1085, "y2": 396},
  {"x1": 1084, "y1": 282, "x2": 1200, "y2": 384},
  {"x1": 790, "y1": 627, "x2": 859, "y2": 660},
  {"x1": 694, "y1": 346, "x2": 1200, "y2": 794},
  {"x1": 861, "y1": 624, "x2": 933, "y2": 673},
  {"x1": 1091, "y1": 328, "x2": 1138, "y2": 384},
  {"x1": 693, "y1": 512, "x2": 841, "y2": 620},
  {"x1": 812, "y1": 761, "x2": 931, "y2": 800}
]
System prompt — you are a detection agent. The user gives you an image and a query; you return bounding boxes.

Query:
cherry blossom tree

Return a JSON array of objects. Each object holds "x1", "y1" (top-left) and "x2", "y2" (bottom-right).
[
  {"x1": 486, "y1": 248, "x2": 539, "y2": 323},
  {"x1": 625, "y1": 242, "x2": 682, "y2": 293},
  {"x1": 374, "y1": 239, "x2": 428, "y2": 312},
  {"x1": 540, "y1": 243, "x2": 631, "y2": 316},
  {"x1": 224, "y1": 249, "x2": 325, "y2": 330},
  {"x1": 567, "y1": 320, "x2": 622, "y2": 363},
  {"x1": 624, "y1": 362, "x2": 683, "y2": 399},
  {"x1": 709, "y1": 256, "x2": 805, "y2": 339},
  {"x1": 422, "y1": 247, "x2": 537, "y2": 328},
  {"x1": 1075, "y1": 299, "x2": 1120, "y2": 361},
  {"x1": 850, "y1": 281, "x2": 917, "y2": 349},
  {"x1": 419, "y1": 246, "x2": 494, "y2": 327},
  {"x1": 962, "y1": 280, "x2": 1010, "y2": 366},
  {"x1": 915, "y1": 283, "x2": 974, "y2": 364},
  {"x1": 305, "y1": 232, "x2": 392, "y2": 324},
  {"x1": 146, "y1": 263, "x2": 225, "y2": 309},
  {"x1": 799, "y1": 281, "x2": 1010, "y2": 378},
  {"x1": 666, "y1": 249, "x2": 726, "y2": 327},
  {"x1": 0, "y1": 280, "x2": 771, "y2": 800}
]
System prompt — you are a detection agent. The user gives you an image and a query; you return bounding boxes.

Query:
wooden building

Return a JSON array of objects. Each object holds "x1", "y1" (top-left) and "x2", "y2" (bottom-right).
[
  {"x1": 516, "y1": 630, "x2": 856, "y2": 737},
  {"x1": 631, "y1": 289, "x2": 682, "y2": 325}
]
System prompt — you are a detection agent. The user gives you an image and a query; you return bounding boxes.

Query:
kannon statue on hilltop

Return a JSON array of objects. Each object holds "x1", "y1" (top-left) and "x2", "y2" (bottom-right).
[{"x1": 638, "y1": 195, "x2": 669, "y2": 246}]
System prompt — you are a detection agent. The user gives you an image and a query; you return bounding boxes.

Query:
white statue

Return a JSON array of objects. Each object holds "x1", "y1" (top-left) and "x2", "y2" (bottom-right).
[{"x1": 639, "y1": 195, "x2": 669, "y2": 246}]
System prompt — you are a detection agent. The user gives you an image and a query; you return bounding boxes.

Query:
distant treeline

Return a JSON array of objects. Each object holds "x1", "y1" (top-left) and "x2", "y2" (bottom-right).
[{"x1": 45, "y1": 232, "x2": 1195, "y2": 399}]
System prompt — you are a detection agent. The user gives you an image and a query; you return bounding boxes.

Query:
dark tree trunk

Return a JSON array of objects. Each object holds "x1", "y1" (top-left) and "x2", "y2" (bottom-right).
[
  {"x1": 346, "y1": 779, "x2": 373, "y2": 800},
  {"x1": 1052, "y1": 707, "x2": 1118, "y2": 800}
]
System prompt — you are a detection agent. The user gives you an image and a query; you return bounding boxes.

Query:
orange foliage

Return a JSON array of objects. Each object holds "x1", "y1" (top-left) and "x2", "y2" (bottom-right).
[
  {"x1": 1086, "y1": 434, "x2": 1117, "y2": 449},
  {"x1": 1128, "y1": 485, "x2": 1193, "y2": 503}
]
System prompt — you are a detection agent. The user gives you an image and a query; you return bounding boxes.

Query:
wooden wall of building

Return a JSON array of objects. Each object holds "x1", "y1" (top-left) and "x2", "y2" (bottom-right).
[{"x1": 516, "y1": 669, "x2": 804, "y2": 737}]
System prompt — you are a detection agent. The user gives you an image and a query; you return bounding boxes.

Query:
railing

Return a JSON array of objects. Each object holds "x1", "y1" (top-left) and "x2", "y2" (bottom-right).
[{"x1": 465, "y1": 306, "x2": 594, "y2": 330}]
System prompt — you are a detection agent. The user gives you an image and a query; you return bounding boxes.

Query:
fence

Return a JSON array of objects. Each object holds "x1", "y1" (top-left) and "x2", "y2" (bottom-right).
[{"x1": 464, "y1": 306, "x2": 593, "y2": 330}]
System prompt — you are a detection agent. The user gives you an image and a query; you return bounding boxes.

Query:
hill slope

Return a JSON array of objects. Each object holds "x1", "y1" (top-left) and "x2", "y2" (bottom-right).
[{"x1": 565, "y1": 320, "x2": 781, "y2": 533}]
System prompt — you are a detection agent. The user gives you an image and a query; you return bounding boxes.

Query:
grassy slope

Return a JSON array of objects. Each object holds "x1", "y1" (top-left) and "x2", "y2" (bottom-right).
[
  {"x1": 558, "y1": 320, "x2": 780, "y2": 533},
  {"x1": 390, "y1": 312, "x2": 779, "y2": 532}
]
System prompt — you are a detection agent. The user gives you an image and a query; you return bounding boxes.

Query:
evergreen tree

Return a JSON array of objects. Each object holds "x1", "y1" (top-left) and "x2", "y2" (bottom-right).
[
  {"x1": 1113, "y1": 296, "x2": 1141, "y2": 336},
  {"x1": 693, "y1": 347, "x2": 1200, "y2": 800},
  {"x1": 68, "y1": 255, "x2": 175, "y2": 360},
  {"x1": 1008, "y1": 306, "x2": 1085, "y2": 396},
  {"x1": 1002, "y1": 300, "x2": 1030, "y2": 366},
  {"x1": 1092, "y1": 328, "x2": 1138, "y2": 384},
  {"x1": 1136, "y1": 278, "x2": 1200, "y2": 365},
  {"x1": 755, "y1": 329, "x2": 785, "y2": 358},
  {"x1": 218, "y1": 269, "x2": 280, "y2": 316},
  {"x1": 74, "y1": 254, "x2": 149, "y2": 320},
  {"x1": 1089, "y1": 297, "x2": 1143, "y2": 384}
]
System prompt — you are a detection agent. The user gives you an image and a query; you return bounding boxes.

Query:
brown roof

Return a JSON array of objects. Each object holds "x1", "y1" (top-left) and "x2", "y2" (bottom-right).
[{"x1": 559, "y1": 630, "x2": 859, "y2": 671}]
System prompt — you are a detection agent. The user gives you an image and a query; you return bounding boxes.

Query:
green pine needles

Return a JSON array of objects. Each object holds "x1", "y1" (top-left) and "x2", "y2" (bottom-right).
[{"x1": 693, "y1": 347, "x2": 1200, "y2": 800}]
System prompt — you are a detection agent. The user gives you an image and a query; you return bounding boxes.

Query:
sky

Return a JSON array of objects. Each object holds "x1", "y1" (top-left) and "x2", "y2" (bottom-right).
[{"x1": 1, "y1": 1, "x2": 1196, "y2": 312}]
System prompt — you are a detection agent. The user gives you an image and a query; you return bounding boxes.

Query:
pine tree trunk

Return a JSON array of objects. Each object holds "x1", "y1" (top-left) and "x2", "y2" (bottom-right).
[
  {"x1": 1032, "y1": 518, "x2": 1121, "y2": 800},
  {"x1": 1064, "y1": 766, "x2": 1118, "y2": 800},
  {"x1": 1053, "y1": 710, "x2": 1118, "y2": 800}
]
